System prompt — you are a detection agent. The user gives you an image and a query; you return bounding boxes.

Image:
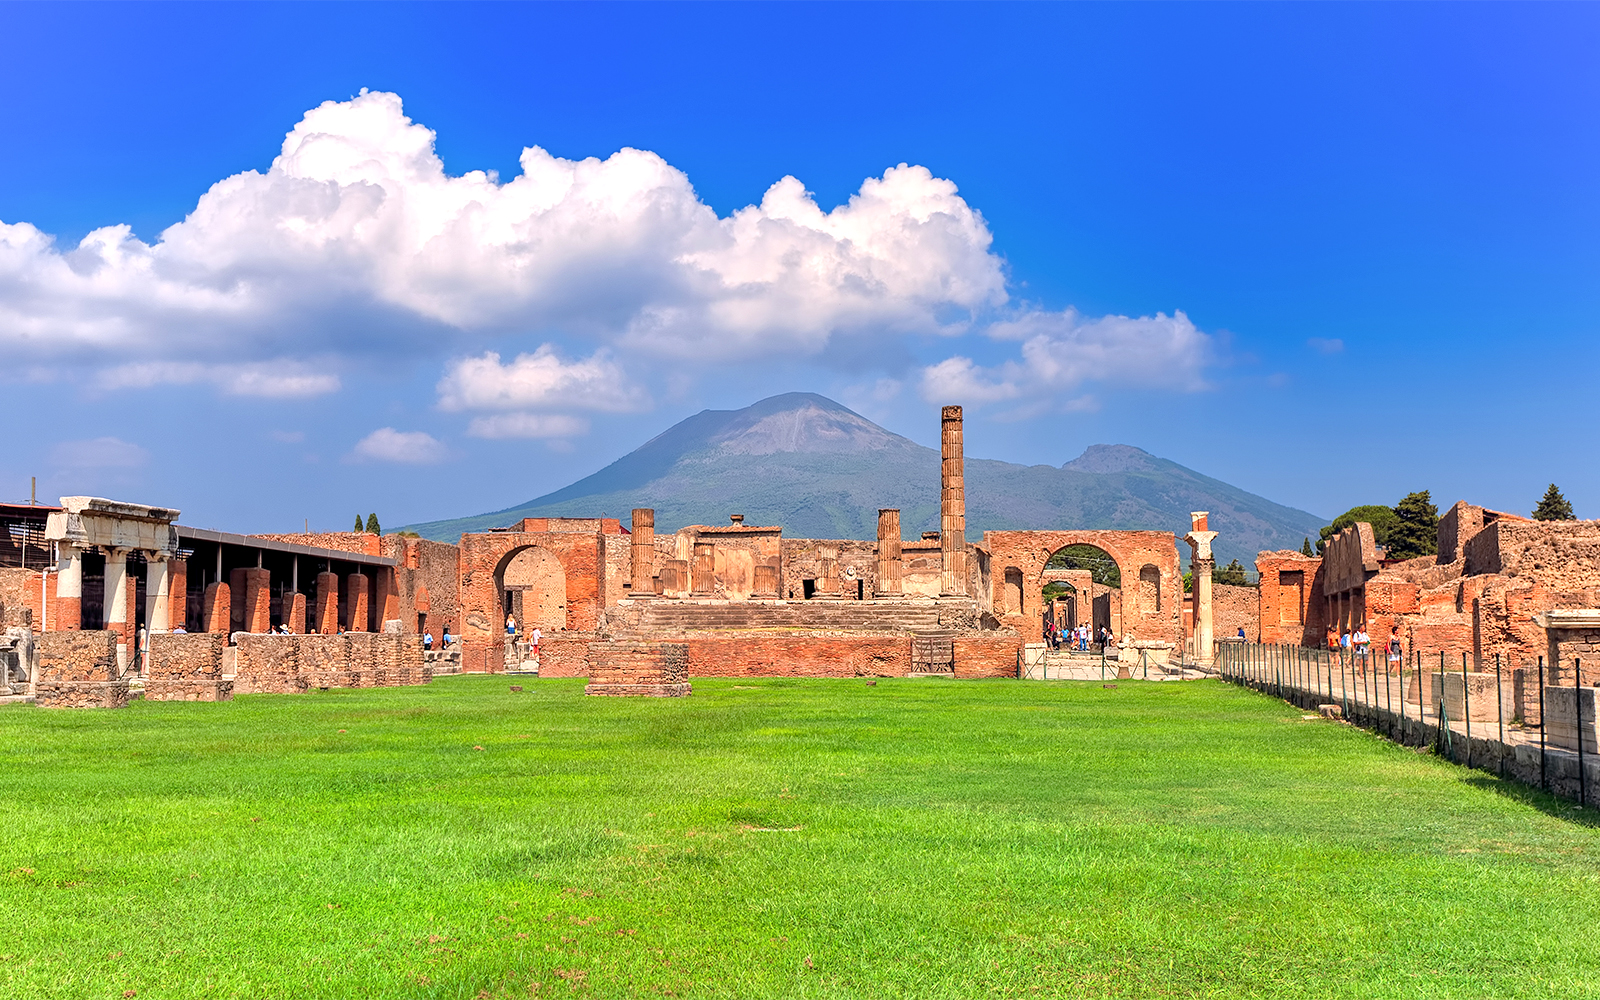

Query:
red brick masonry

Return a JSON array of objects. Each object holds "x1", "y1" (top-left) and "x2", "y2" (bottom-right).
[{"x1": 585, "y1": 641, "x2": 691, "y2": 697}]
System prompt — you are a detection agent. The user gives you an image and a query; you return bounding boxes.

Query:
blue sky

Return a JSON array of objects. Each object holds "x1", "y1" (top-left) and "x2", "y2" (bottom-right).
[{"x1": 2, "y1": 2, "x2": 1597, "y2": 533}]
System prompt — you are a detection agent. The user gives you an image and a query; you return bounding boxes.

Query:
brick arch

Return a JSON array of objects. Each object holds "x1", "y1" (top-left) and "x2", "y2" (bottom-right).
[
  {"x1": 496, "y1": 545, "x2": 567, "y2": 632},
  {"x1": 983, "y1": 529, "x2": 1183, "y2": 645},
  {"x1": 458, "y1": 530, "x2": 608, "y2": 650}
]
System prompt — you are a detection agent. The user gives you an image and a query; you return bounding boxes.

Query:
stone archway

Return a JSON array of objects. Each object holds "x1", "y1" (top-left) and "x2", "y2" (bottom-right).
[
  {"x1": 497, "y1": 545, "x2": 567, "y2": 632},
  {"x1": 983, "y1": 529, "x2": 1183, "y2": 646}
]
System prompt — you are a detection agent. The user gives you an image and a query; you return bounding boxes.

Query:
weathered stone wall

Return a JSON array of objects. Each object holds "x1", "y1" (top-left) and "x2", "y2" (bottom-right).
[
  {"x1": 1467, "y1": 520, "x2": 1600, "y2": 591},
  {"x1": 781, "y1": 538, "x2": 877, "y2": 600},
  {"x1": 0, "y1": 567, "x2": 37, "y2": 629},
  {"x1": 146, "y1": 632, "x2": 232, "y2": 701},
  {"x1": 458, "y1": 527, "x2": 611, "y2": 670},
  {"x1": 1255, "y1": 551, "x2": 1326, "y2": 645},
  {"x1": 35, "y1": 630, "x2": 127, "y2": 708},
  {"x1": 252, "y1": 531, "x2": 382, "y2": 557},
  {"x1": 952, "y1": 634, "x2": 1026, "y2": 678},
  {"x1": 234, "y1": 634, "x2": 306, "y2": 695},
  {"x1": 1210, "y1": 584, "x2": 1259, "y2": 643},
  {"x1": 585, "y1": 641, "x2": 691, "y2": 697},
  {"x1": 682, "y1": 635, "x2": 911, "y2": 678},
  {"x1": 984, "y1": 529, "x2": 1182, "y2": 645}
]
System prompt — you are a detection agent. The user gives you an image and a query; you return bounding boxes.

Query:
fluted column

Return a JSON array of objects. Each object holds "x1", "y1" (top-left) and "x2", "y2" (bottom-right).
[
  {"x1": 940, "y1": 405, "x2": 967, "y2": 596},
  {"x1": 876, "y1": 509, "x2": 902, "y2": 597},
  {"x1": 631, "y1": 508, "x2": 656, "y2": 596},
  {"x1": 1185, "y1": 512, "x2": 1219, "y2": 666}
]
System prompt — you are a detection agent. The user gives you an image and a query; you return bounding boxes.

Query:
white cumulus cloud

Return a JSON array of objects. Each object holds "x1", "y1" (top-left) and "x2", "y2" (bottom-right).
[
  {"x1": 94, "y1": 359, "x2": 340, "y2": 397},
  {"x1": 436, "y1": 346, "x2": 644, "y2": 413},
  {"x1": 920, "y1": 308, "x2": 1213, "y2": 409},
  {"x1": 348, "y1": 427, "x2": 447, "y2": 464},
  {"x1": 0, "y1": 89, "x2": 1005, "y2": 374}
]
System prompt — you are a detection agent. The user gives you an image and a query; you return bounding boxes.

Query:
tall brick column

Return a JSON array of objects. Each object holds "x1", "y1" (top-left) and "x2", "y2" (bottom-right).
[
  {"x1": 1185, "y1": 512, "x2": 1218, "y2": 666},
  {"x1": 346, "y1": 572, "x2": 370, "y2": 632},
  {"x1": 54, "y1": 542, "x2": 83, "y2": 631},
  {"x1": 940, "y1": 405, "x2": 967, "y2": 597},
  {"x1": 243, "y1": 568, "x2": 271, "y2": 633},
  {"x1": 286, "y1": 592, "x2": 307, "y2": 634},
  {"x1": 203, "y1": 582, "x2": 230, "y2": 633},
  {"x1": 876, "y1": 508, "x2": 902, "y2": 597},
  {"x1": 229, "y1": 568, "x2": 248, "y2": 633},
  {"x1": 167, "y1": 557, "x2": 187, "y2": 633},
  {"x1": 315, "y1": 572, "x2": 340, "y2": 634},
  {"x1": 375, "y1": 568, "x2": 400, "y2": 629},
  {"x1": 631, "y1": 508, "x2": 656, "y2": 596}
]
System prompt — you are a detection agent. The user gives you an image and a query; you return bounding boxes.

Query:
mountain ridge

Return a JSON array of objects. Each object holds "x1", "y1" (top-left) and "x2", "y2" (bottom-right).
[{"x1": 403, "y1": 393, "x2": 1326, "y2": 567}]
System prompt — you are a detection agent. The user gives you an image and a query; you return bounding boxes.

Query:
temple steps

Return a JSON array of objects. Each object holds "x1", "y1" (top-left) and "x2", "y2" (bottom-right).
[{"x1": 627, "y1": 601, "x2": 943, "y2": 634}]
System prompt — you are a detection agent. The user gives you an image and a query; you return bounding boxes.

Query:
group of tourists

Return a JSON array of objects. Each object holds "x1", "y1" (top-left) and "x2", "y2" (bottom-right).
[
  {"x1": 1326, "y1": 623, "x2": 1406, "y2": 664},
  {"x1": 420, "y1": 627, "x2": 454, "y2": 651},
  {"x1": 1045, "y1": 620, "x2": 1110, "y2": 652}
]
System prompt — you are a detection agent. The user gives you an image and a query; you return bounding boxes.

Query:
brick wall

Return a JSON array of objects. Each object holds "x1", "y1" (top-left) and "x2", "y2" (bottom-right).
[
  {"x1": 234, "y1": 634, "x2": 306, "y2": 695},
  {"x1": 585, "y1": 641, "x2": 690, "y2": 696},
  {"x1": 35, "y1": 630, "x2": 128, "y2": 708},
  {"x1": 681, "y1": 634, "x2": 912, "y2": 678},
  {"x1": 146, "y1": 632, "x2": 232, "y2": 702},
  {"x1": 952, "y1": 634, "x2": 1025, "y2": 678}
]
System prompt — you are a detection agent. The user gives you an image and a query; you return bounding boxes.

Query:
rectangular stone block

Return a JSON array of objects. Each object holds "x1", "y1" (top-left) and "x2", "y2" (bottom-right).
[
  {"x1": 1545, "y1": 686, "x2": 1598, "y2": 753},
  {"x1": 585, "y1": 641, "x2": 691, "y2": 697},
  {"x1": 1441, "y1": 671, "x2": 1505, "y2": 723},
  {"x1": 147, "y1": 632, "x2": 225, "y2": 680},
  {"x1": 37, "y1": 630, "x2": 119, "y2": 683},
  {"x1": 35, "y1": 679, "x2": 130, "y2": 709},
  {"x1": 144, "y1": 678, "x2": 234, "y2": 702}
]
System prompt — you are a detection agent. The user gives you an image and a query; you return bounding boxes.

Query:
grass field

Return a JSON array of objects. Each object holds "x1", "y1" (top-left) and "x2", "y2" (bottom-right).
[{"x1": 2, "y1": 675, "x2": 1598, "y2": 999}]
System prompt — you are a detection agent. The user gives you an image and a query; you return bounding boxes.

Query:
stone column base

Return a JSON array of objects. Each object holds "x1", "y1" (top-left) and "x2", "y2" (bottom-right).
[
  {"x1": 35, "y1": 680, "x2": 131, "y2": 709},
  {"x1": 145, "y1": 679, "x2": 234, "y2": 702}
]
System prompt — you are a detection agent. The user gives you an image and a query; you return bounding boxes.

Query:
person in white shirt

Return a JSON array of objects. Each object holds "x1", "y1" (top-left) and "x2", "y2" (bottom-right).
[{"x1": 530, "y1": 627, "x2": 542, "y2": 655}]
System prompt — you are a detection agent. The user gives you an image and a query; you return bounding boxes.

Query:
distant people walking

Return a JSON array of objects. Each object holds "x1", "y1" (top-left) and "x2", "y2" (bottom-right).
[
  {"x1": 1387, "y1": 626, "x2": 1403, "y2": 668},
  {"x1": 1326, "y1": 627, "x2": 1339, "y2": 652},
  {"x1": 1353, "y1": 626, "x2": 1370, "y2": 657}
]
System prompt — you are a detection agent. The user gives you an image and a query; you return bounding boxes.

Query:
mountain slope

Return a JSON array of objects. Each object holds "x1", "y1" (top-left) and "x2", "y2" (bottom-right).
[{"x1": 404, "y1": 393, "x2": 1326, "y2": 567}]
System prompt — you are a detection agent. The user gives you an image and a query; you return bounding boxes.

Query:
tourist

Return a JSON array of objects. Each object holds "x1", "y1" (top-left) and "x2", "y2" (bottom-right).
[
  {"x1": 172, "y1": 624, "x2": 187, "y2": 634},
  {"x1": 442, "y1": 627, "x2": 454, "y2": 648},
  {"x1": 423, "y1": 630, "x2": 434, "y2": 651},
  {"x1": 505, "y1": 613, "x2": 516, "y2": 637},
  {"x1": 1237, "y1": 626, "x2": 1246, "y2": 641},
  {"x1": 1387, "y1": 626, "x2": 1403, "y2": 670},
  {"x1": 1326, "y1": 627, "x2": 1339, "y2": 652},
  {"x1": 1340, "y1": 629, "x2": 1352, "y2": 653},
  {"x1": 1353, "y1": 624, "x2": 1370, "y2": 657},
  {"x1": 530, "y1": 626, "x2": 542, "y2": 656}
]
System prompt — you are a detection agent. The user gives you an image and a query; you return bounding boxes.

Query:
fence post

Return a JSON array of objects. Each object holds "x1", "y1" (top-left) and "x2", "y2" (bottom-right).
[
  {"x1": 1577, "y1": 657, "x2": 1585, "y2": 810},
  {"x1": 1496, "y1": 653, "x2": 1505, "y2": 778},
  {"x1": 1462, "y1": 651, "x2": 1471, "y2": 770},
  {"x1": 1538, "y1": 656, "x2": 1547, "y2": 791}
]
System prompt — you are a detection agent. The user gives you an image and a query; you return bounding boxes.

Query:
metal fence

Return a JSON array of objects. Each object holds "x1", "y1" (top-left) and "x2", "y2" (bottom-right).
[{"x1": 1216, "y1": 642, "x2": 1598, "y2": 809}]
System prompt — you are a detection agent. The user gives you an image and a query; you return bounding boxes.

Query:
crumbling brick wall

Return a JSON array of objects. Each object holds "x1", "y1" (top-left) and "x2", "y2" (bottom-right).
[
  {"x1": 952, "y1": 635, "x2": 1025, "y2": 678},
  {"x1": 585, "y1": 641, "x2": 690, "y2": 697},
  {"x1": 1210, "y1": 584, "x2": 1259, "y2": 643},
  {"x1": 683, "y1": 635, "x2": 912, "y2": 678}
]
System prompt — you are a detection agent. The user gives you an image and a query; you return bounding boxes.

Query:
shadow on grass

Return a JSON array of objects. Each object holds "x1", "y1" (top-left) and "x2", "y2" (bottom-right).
[{"x1": 1461, "y1": 773, "x2": 1600, "y2": 828}]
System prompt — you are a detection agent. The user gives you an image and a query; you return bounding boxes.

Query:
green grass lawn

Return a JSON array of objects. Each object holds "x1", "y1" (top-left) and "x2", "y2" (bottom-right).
[{"x1": 2, "y1": 675, "x2": 1598, "y2": 999}]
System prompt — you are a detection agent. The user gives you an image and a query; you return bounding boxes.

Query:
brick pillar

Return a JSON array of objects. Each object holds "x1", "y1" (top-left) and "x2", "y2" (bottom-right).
[
  {"x1": 105, "y1": 548, "x2": 131, "y2": 643},
  {"x1": 940, "y1": 405, "x2": 967, "y2": 597},
  {"x1": 286, "y1": 592, "x2": 307, "y2": 634},
  {"x1": 631, "y1": 508, "x2": 656, "y2": 596},
  {"x1": 203, "y1": 582, "x2": 230, "y2": 633},
  {"x1": 243, "y1": 568, "x2": 271, "y2": 633},
  {"x1": 55, "y1": 542, "x2": 82, "y2": 631},
  {"x1": 876, "y1": 508, "x2": 902, "y2": 597},
  {"x1": 346, "y1": 572, "x2": 370, "y2": 632},
  {"x1": 167, "y1": 557, "x2": 187, "y2": 632},
  {"x1": 376, "y1": 567, "x2": 399, "y2": 628},
  {"x1": 315, "y1": 572, "x2": 340, "y2": 634}
]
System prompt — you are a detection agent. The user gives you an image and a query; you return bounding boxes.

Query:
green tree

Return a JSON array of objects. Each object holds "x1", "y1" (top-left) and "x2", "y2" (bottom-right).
[
  {"x1": 1212, "y1": 559, "x2": 1249, "y2": 587},
  {"x1": 366, "y1": 513, "x2": 381, "y2": 535},
  {"x1": 1317, "y1": 505, "x2": 1399, "y2": 554},
  {"x1": 354, "y1": 515, "x2": 363, "y2": 532},
  {"x1": 1300, "y1": 537, "x2": 1314, "y2": 557},
  {"x1": 1045, "y1": 545, "x2": 1120, "y2": 588},
  {"x1": 1387, "y1": 491, "x2": 1438, "y2": 561},
  {"x1": 1533, "y1": 484, "x2": 1576, "y2": 521}
]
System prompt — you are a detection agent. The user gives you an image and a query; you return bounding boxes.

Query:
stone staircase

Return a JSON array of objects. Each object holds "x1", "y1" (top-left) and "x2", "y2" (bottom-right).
[{"x1": 625, "y1": 601, "x2": 943, "y2": 634}]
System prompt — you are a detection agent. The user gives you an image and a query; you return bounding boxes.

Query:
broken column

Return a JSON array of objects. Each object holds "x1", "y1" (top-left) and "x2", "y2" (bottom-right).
[
  {"x1": 876, "y1": 508, "x2": 903, "y2": 597},
  {"x1": 54, "y1": 542, "x2": 82, "y2": 631},
  {"x1": 631, "y1": 508, "x2": 656, "y2": 596},
  {"x1": 346, "y1": 572, "x2": 370, "y2": 632},
  {"x1": 940, "y1": 405, "x2": 967, "y2": 597},
  {"x1": 203, "y1": 581, "x2": 230, "y2": 633},
  {"x1": 1185, "y1": 511, "x2": 1218, "y2": 665},
  {"x1": 243, "y1": 567, "x2": 271, "y2": 633},
  {"x1": 315, "y1": 571, "x2": 340, "y2": 634}
]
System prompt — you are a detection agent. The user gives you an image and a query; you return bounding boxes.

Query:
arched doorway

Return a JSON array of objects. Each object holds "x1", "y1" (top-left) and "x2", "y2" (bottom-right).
[
  {"x1": 497, "y1": 546, "x2": 567, "y2": 632},
  {"x1": 1041, "y1": 544, "x2": 1119, "y2": 636}
]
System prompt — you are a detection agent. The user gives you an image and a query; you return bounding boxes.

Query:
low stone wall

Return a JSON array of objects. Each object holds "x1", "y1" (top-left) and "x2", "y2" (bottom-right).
[
  {"x1": 953, "y1": 635, "x2": 1027, "y2": 678},
  {"x1": 234, "y1": 634, "x2": 306, "y2": 695},
  {"x1": 146, "y1": 632, "x2": 232, "y2": 702},
  {"x1": 683, "y1": 634, "x2": 911, "y2": 678},
  {"x1": 36, "y1": 630, "x2": 128, "y2": 708},
  {"x1": 585, "y1": 641, "x2": 691, "y2": 697}
]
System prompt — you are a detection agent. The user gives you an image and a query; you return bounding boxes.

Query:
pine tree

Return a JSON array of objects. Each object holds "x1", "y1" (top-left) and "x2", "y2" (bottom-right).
[
  {"x1": 366, "y1": 513, "x2": 381, "y2": 535},
  {"x1": 1387, "y1": 491, "x2": 1439, "y2": 561},
  {"x1": 1300, "y1": 537, "x2": 1313, "y2": 556},
  {"x1": 1212, "y1": 559, "x2": 1249, "y2": 587},
  {"x1": 1533, "y1": 484, "x2": 1576, "y2": 521},
  {"x1": 354, "y1": 515, "x2": 363, "y2": 532}
]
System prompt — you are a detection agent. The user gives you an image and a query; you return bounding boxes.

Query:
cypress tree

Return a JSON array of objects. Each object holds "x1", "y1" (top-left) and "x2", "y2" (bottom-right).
[
  {"x1": 366, "y1": 513, "x2": 381, "y2": 535},
  {"x1": 354, "y1": 515, "x2": 363, "y2": 532},
  {"x1": 1300, "y1": 537, "x2": 1314, "y2": 557},
  {"x1": 1532, "y1": 484, "x2": 1576, "y2": 521}
]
